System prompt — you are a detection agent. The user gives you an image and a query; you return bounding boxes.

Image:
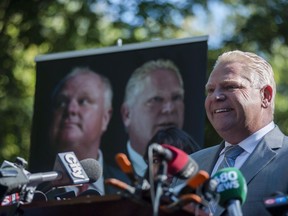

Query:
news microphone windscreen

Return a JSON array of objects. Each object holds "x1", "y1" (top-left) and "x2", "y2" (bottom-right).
[
  {"x1": 105, "y1": 178, "x2": 136, "y2": 194},
  {"x1": 186, "y1": 170, "x2": 210, "y2": 189},
  {"x1": 80, "y1": 158, "x2": 102, "y2": 183},
  {"x1": 52, "y1": 152, "x2": 90, "y2": 186},
  {"x1": 179, "y1": 170, "x2": 210, "y2": 195},
  {"x1": 212, "y1": 167, "x2": 247, "y2": 207},
  {"x1": 161, "y1": 144, "x2": 198, "y2": 179},
  {"x1": 115, "y1": 153, "x2": 133, "y2": 174}
]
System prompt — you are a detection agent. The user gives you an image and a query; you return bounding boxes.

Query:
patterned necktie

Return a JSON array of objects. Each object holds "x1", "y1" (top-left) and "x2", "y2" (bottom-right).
[
  {"x1": 209, "y1": 145, "x2": 244, "y2": 215},
  {"x1": 218, "y1": 145, "x2": 244, "y2": 170}
]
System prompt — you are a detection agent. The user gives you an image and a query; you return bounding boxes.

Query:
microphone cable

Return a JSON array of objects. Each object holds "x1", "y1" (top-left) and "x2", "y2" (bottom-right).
[
  {"x1": 147, "y1": 144, "x2": 169, "y2": 216},
  {"x1": 148, "y1": 144, "x2": 156, "y2": 215}
]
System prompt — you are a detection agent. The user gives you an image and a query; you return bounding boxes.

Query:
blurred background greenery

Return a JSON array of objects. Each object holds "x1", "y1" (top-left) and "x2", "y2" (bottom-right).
[{"x1": 0, "y1": 0, "x2": 287, "y2": 163}]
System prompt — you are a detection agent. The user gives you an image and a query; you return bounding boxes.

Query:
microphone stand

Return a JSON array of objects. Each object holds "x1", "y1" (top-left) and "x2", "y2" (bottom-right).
[
  {"x1": 153, "y1": 159, "x2": 168, "y2": 216},
  {"x1": 147, "y1": 145, "x2": 169, "y2": 216}
]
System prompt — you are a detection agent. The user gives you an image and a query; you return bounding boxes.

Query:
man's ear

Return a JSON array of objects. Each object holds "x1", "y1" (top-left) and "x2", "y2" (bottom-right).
[
  {"x1": 261, "y1": 85, "x2": 273, "y2": 108},
  {"x1": 101, "y1": 108, "x2": 113, "y2": 132},
  {"x1": 121, "y1": 103, "x2": 131, "y2": 127}
]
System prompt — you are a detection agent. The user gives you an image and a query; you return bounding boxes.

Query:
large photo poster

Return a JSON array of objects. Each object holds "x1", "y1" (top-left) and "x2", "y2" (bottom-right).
[{"x1": 29, "y1": 36, "x2": 208, "y2": 173}]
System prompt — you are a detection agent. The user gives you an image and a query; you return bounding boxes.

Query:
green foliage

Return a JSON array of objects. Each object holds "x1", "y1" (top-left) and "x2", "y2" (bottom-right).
[
  {"x1": 223, "y1": 0, "x2": 288, "y2": 52},
  {"x1": 1, "y1": 0, "x2": 288, "y2": 163},
  {"x1": 0, "y1": 0, "x2": 200, "y2": 163}
]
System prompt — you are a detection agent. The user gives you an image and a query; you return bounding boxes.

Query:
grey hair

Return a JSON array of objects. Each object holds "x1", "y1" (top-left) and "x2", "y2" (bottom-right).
[
  {"x1": 123, "y1": 59, "x2": 184, "y2": 107},
  {"x1": 52, "y1": 67, "x2": 113, "y2": 109},
  {"x1": 214, "y1": 50, "x2": 276, "y2": 111}
]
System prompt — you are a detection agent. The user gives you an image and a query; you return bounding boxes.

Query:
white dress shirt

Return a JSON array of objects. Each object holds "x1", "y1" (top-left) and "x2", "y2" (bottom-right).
[
  {"x1": 127, "y1": 141, "x2": 147, "y2": 177},
  {"x1": 211, "y1": 121, "x2": 275, "y2": 176}
]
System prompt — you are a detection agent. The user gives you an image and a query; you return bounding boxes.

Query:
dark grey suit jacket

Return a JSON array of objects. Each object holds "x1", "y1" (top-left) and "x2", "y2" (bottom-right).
[
  {"x1": 103, "y1": 161, "x2": 132, "y2": 194},
  {"x1": 189, "y1": 126, "x2": 288, "y2": 216}
]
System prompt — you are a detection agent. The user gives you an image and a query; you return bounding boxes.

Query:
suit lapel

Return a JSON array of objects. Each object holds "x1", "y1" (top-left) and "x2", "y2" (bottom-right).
[
  {"x1": 204, "y1": 143, "x2": 225, "y2": 174},
  {"x1": 240, "y1": 126, "x2": 283, "y2": 184}
]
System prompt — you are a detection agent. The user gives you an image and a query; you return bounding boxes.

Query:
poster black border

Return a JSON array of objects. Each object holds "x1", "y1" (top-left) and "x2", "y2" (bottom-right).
[{"x1": 29, "y1": 36, "x2": 208, "y2": 172}]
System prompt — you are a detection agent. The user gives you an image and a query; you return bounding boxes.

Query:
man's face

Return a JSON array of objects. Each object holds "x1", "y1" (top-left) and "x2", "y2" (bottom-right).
[
  {"x1": 151, "y1": 155, "x2": 173, "y2": 185},
  {"x1": 122, "y1": 69, "x2": 184, "y2": 155},
  {"x1": 50, "y1": 73, "x2": 111, "y2": 152},
  {"x1": 205, "y1": 62, "x2": 264, "y2": 142}
]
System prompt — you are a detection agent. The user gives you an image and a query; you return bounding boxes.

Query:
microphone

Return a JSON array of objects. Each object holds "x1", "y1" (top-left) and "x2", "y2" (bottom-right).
[
  {"x1": 162, "y1": 193, "x2": 202, "y2": 212},
  {"x1": 148, "y1": 144, "x2": 198, "y2": 216},
  {"x1": 78, "y1": 189, "x2": 101, "y2": 197},
  {"x1": 150, "y1": 143, "x2": 198, "y2": 179},
  {"x1": 105, "y1": 178, "x2": 136, "y2": 195},
  {"x1": 176, "y1": 170, "x2": 219, "y2": 204},
  {"x1": 212, "y1": 167, "x2": 247, "y2": 216},
  {"x1": 29, "y1": 152, "x2": 91, "y2": 192},
  {"x1": 41, "y1": 156, "x2": 102, "y2": 194},
  {"x1": 115, "y1": 153, "x2": 150, "y2": 192},
  {"x1": 201, "y1": 177, "x2": 219, "y2": 203},
  {"x1": 164, "y1": 171, "x2": 214, "y2": 214},
  {"x1": 75, "y1": 158, "x2": 103, "y2": 197},
  {"x1": 177, "y1": 170, "x2": 210, "y2": 195},
  {"x1": 264, "y1": 192, "x2": 288, "y2": 216},
  {"x1": 0, "y1": 163, "x2": 30, "y2": 201},
  {"x1": 77, "y1": 158, "x2": 102, "y2": 184},
  {"x1": 0, "y1": 152, "x2": 101, "y2": 203},
  {"x1": 115, "y1": 153, "x2": 138, "y2": 185},
  {"x1": 48, "y1": 152, "x2": 90, "y2": 187}
]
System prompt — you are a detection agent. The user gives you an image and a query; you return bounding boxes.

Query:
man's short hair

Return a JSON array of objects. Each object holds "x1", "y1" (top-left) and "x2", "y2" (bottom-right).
[
  {"x1": 215, "y1": 50, "x2": 276, "y2": 111},
  {"x1": 123, "y1": 59, "x2": 184, "y2": 107},
  {"x1": 51, "y1": 67, "x2": 113, "y2": 109}
]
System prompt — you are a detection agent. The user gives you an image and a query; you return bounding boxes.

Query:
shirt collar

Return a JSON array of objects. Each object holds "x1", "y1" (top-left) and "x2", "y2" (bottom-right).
[
  {"x1": 222, "y1": 121, "x2": 275, "y2": 155},
  {"x1": 89, "y1": 149, "x2": 105, "y2": 195},
  {"x1": 127, "y1": 141, "x2": 147, "y2": 177},
  {"x1": 97, "y1": 149, "x2": 103, "y2": 168}
]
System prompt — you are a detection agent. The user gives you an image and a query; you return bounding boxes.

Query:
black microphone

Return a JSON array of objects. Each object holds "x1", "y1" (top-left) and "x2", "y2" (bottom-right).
[
  {"x1": 264, "y1": 192, "x2": 288, "y2": 216},
  {"x1": 150, "y1": 143, "x2": 198, "y2": 179}
]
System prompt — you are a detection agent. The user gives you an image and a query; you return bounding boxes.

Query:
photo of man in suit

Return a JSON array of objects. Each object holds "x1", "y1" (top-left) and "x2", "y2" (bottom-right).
[
  {"x1": 186, "y1": 50, "x2": 288, "y2": 216},
  {"x1": 49, "y1": 67, "x2": 113, "y2": 195},
  {"x1": 120, "y1": 59, "x2": 185, "y2": 181}
]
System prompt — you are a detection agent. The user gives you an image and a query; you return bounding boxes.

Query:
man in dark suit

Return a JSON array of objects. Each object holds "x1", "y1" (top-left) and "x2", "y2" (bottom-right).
[
  {"x1": 188, "y1": 50, "x2": 288, "y2": 216},
  {"x1": 49, "y1": 67, "x2": 117, "y2": 196}
]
